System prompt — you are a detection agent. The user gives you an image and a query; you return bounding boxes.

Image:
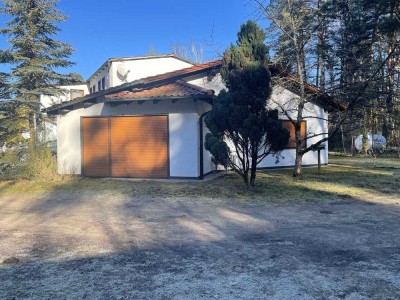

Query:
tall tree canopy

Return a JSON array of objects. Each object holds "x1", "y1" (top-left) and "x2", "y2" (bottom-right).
[
  {"x1": 205, "y1": 21, "x2": 289, "y2": 190},
  {"x1": 0, "y1": 0, "x2": 75, "y2": 145}
]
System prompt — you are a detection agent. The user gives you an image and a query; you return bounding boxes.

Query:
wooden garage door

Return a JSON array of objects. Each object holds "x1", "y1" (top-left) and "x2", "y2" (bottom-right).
[
  {"x1": 82, "y1": 117, "x2": 110, "y2": 177},
  {"x1": 110, "y1": 116, "x2": 168, "y2": 178},
  {"x1": 82, "y1": 116, "x2": 168, "y2": 178}
]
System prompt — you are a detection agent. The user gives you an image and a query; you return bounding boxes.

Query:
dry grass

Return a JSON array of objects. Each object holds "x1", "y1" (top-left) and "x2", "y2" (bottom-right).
[{"x1": 0, "y1": 155, "x2": 399, "y2": 204}]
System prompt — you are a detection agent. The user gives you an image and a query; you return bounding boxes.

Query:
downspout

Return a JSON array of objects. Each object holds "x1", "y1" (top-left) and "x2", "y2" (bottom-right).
[{"x1": 199, "y1": 111, "x2": 209, "y2": 180}]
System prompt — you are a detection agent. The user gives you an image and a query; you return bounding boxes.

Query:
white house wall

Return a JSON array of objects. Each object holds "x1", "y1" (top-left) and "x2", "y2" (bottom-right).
[
  {"x1": 113, "y1": 57, "x2": 192, "y2": 86},
  {"x1": 187, "y1": 73, "x2": 225, "y2": 96},
  {"x1": 89, "y1": 57, "x2": 193, "y2": 90},
  {"x1": 88, "y1": 67, "x2": 110, "y2": 93},
  {"x1": 258, "y1": 86, "x2": 329, "y2": 168},
  {"x1": 169, "y1": 113, "x2": 199, "y2": 177},
  {"x1": 41, "y1": 84, "x2": 89, "y2": 108},
  {"x1": 187, "y1": 79, "x2": 329, "y2": 169},
  {"x1": 57, "y1": 99, "x2": 209, "y2": 177}
]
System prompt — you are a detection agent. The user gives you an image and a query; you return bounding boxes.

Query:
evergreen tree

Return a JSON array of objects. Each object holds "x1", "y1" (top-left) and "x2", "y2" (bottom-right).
[
  {"x1": 0, "y1": 0, "x2": 74, "y2": 145},
  {"x1": 205, "y1": 21, "x2": 289, "y2": 190}
]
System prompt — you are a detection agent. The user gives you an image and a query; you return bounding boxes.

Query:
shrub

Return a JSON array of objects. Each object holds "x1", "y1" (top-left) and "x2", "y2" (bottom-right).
[{"x1": 20, "y1": 145, "x2": 59, "y2": 181}]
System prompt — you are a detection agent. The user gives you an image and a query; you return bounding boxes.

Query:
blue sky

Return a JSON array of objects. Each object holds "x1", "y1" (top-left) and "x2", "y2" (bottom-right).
[{"x1": 0, "y1": 0, "x2": 269, "y2": 79}]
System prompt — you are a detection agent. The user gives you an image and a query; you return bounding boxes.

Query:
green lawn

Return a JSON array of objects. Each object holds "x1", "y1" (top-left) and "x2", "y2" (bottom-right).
[{"x1": 0, "y1": 154, "x2": 398, "y2": 203}]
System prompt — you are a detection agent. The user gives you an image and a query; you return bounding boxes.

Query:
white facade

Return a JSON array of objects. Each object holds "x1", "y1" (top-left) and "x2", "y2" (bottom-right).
[
  {"x1": 41, "y1": 84, "x2": 89, "y2": 109},
  {"x1": 88, "y1": 55, "x2": 193, "y2": 93},
  {"x1": 259, "y1": 86, "x2": 329, "y2": 168}
]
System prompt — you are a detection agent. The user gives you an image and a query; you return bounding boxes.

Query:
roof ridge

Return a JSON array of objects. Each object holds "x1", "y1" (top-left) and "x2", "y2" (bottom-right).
[{"x1": 141, "y1": 60, "x2": 222, "y2": 84}]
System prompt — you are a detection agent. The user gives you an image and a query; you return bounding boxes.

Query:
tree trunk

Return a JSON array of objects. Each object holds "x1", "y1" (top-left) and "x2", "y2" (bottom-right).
[
  {"x1": 341, "y1": 125, "x2": 346, "y2": 154},
  {"x1": 293, "y1": 29, "x2": 306, "y2": 177},
  {"x1": 242, "y1": 171, "x2": 250, "y2": 191},
  {"x1": 317, "y1": 0, "x2": 326, "y2": 92},
  {"x1": 249, "y1": 154, "x2": 258, "y2": 189},
  {"x1": 293, "y1": 152, "x2": 303, "y2": 177}
]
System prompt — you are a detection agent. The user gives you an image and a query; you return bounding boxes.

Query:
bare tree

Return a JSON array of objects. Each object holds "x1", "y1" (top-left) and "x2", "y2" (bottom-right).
[
  {"x1": 252, "y1": 0, "x2": 399, "y2": 176},
  {"x1": 171, "y1": 41, "x2": 204, "y2": 63}
]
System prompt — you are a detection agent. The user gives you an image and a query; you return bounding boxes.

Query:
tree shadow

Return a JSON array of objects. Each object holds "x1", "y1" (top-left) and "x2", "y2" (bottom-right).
[{"x1": 1, "y1": 171, "x2": 400, "y2": 298}]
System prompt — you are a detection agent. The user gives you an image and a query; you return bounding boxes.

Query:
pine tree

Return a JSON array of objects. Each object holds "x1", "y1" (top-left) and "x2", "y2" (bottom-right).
[
  {"x1": 205, "y1": 21, "x2": 289, "y2": 190},
  {"x1": 0, "y1": 0, "x2": 74, "y2": 145},
  {"x1": 322, "y1": 0, "x2": 400, "y2": 151}
]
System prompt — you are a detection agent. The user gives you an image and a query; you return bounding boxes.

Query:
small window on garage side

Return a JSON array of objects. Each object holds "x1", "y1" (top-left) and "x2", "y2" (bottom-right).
[{"x1": 281, "y1": 120, "x2": 307, "y2": 148}]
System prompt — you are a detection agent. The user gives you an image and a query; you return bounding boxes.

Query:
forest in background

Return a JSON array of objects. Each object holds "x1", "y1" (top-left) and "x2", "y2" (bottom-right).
[{"x1": 254, "y1": 0, "x2": 399, "y2": 153}]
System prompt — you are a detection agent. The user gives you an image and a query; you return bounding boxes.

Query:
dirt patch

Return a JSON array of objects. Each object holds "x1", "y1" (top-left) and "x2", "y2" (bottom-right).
[{"x1": 0, "y1": 192, "x2": 399, "y2": 299}]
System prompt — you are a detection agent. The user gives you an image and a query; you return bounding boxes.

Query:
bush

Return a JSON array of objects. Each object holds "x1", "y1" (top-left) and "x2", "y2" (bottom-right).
[
  {"x1": 0, "y1": 148, "x2": 24, "y2": 178},
  {"x1": 20, "y1": 145, "x2": 59, "y2": 181}
]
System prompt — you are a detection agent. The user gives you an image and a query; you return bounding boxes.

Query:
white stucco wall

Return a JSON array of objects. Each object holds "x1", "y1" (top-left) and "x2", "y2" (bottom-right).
[
  {"x1": 88, "y1": 56, "x2": 193, "y2": 90},
  {"x1": 259, "y1": 86, "x2": 329, "y2": 168},
  {"x1": 187, "y1": 78, "x2": 329, "y2": 169},
  {"x1": 187, "y1": 73, "x2": 225, "y2": 96},
  {"x1": 41, "y1": 84, "x2": 89, "y2": 108},
  {"x1": 88, "y1": 67, "x2": 110, "y2": 93},
  {"x1": 169, "y1": 113, "x2": 199, "y2": 177}
]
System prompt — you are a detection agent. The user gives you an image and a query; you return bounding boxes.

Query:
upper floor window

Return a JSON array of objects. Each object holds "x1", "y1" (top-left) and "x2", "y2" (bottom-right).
[
  {"x1": 98, "y1": 80, "x2": 101, "y2": 91},
  {"x1": 281, "y1": 120, "x2": 307, "y2": 148},
  {"x1": 101, "y1": 77, "x2": 106, "y2": 90}
]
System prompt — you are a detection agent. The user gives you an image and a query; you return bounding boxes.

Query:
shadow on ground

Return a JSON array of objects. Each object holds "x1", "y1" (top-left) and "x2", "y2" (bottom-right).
[{"x1": 1, "y1": 176, "x2": 400, "y2": 299}]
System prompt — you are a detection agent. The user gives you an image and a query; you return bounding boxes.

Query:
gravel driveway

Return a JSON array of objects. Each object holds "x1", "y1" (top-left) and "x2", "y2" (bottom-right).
[{"x1": 1, "y1": 189, "x2": 399, "y2": 299}]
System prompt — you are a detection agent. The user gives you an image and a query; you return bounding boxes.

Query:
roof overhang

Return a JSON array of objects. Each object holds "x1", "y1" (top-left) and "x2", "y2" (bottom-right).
[
  {"x1": 46, "y1": 59, "x2": 346, "y2": 115},
  {"x1": 46, "y1": 60, "x2": 222, "y2": 115}
]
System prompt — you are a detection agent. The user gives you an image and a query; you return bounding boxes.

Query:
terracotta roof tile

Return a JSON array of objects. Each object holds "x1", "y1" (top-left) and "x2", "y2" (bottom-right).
[
  {"x1": 105, "y1": 80, "x2": 215, "y2": 100},
  {"x1": 141, "y1": 60, "x2": 223, "y2": 84}
]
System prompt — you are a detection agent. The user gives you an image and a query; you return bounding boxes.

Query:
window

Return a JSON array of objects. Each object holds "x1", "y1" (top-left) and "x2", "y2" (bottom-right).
[
  {"x1": 281, "y1": 120, "x2": 307, "y2": 148},
  {"x1": 92, "y1": 85, "x2": 96, "y2": 93},
  {"x1": 70, "y1": 89, "x2": 84, "y2": 100},
  {"x1": 101, "y1": 77, "x2": 106, "y2": 90},
  {"x1": 98, "y1": 80, "x2": 101, "y2": 91}
]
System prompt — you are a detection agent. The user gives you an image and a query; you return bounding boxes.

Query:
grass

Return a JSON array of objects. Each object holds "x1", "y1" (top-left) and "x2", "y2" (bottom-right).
[
  {"x1": 329, "y1": 153, "x2": 400, "y2": 169},
  {"x1": 0, "y1": 154, "x2": 399, "y2": 203}
]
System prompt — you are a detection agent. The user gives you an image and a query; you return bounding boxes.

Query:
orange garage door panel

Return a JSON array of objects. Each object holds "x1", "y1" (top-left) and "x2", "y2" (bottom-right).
[
  {"x1": 110, "y1": 116, "x2": 168, "y2": 178},
  {"x1": 82, "y1": 117, "x2": 110, "y2": 177}
]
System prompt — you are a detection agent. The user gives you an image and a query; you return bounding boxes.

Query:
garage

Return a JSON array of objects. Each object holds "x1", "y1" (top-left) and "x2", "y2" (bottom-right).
[{"x1": 82, "y1": 115, "x2": 169, "y2": 178}]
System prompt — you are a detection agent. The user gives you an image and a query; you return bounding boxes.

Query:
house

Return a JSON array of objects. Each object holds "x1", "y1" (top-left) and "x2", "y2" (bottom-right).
[{"x1": 45, "y1": 54, "x2": 345, "y2": 179}]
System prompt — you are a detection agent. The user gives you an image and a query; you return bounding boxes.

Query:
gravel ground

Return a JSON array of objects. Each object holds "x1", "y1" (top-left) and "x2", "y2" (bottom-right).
[{"x1": 1, "y1": 190, "x2": 400, "y2": 299}]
